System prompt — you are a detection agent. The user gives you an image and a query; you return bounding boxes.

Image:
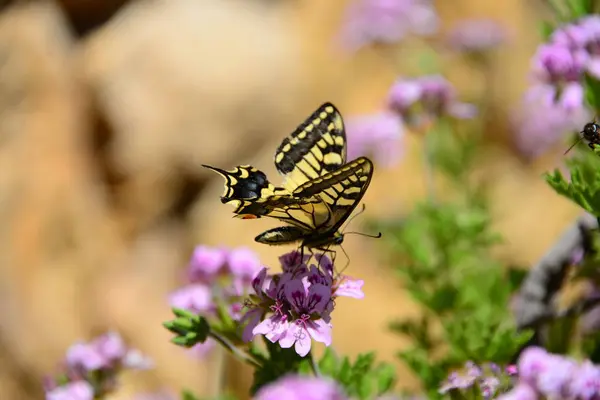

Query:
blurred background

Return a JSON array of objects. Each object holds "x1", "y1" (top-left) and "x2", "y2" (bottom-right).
[{"x1": 0, "y1": 0, "x2": 585, "y2": 398}]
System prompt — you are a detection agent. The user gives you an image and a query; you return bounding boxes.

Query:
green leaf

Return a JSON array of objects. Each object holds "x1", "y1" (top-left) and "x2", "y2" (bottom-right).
[{"x1": 539, "y1": 20, "x2": 556, "y2": 40}]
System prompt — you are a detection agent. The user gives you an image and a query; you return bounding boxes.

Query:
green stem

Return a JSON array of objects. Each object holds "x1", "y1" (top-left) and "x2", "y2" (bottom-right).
[
  {"x1": 422, "y1": 129, "x2": 437, "y2": 202},
  {"x1": 308, "y1": 351, "x2": 321, "y2": 377},
  {"x1": 209, "y1": 331, "x2": 262, "y2": 368}
]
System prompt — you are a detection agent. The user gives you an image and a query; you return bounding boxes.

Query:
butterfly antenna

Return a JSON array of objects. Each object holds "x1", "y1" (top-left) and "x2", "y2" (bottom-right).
[
  {"x1": 344, "y1": 203, "x2": 367, "y2": 230},
  {"x1": 345, "y1": 231, "x2": 383, "y2": 239},
  {"x1": 564, "y1": 134, "x2": 584, "y2": 155}
]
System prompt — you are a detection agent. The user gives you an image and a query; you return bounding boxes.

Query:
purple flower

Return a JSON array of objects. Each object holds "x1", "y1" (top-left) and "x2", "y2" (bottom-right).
[
  {"x1": 254, "y1": 374, "x2": 348, "y2": 400},
  {"x1": 495, "y1": 383, "x2": 537, "y2": 400},
  {"x1": 279, "y1": 251, "x2": 311, "y2": 273},
  {"x1": 277, "y1": 280, "x2": 332, "y2": 357},
  {"x1": 346, "y1": 112, "x2": 405, "y2": 167},
  {"x1": 446, "y1": 18, "x2": 509, "y2": 53},
  {"x1": 517, "y1": 346, "x2": 550, "y2": 383},
  {"x1": 511, "y1": 84, "x2": 591, "y2": 159},
  {"x1": 66, "y1": 342, "x2": 108, "y2": 371},
  {"x1": 227, "y1": 247, "x2": 262, "y2": 280},
  {"x1": 187, "y1": 245, "x2": 227, "y2": 282},
  {"x1": 46, "y1": 332, "x2": 150, "y2": 399},
  {"x1": 387, "y1": 75, "x2": 477, "y2": 128},
  {"x1": 535, "y1": 354, "x2": 577, "y2": 397},
  {"x1": 338, "y1": 0, "x2": 439, "y2": 52},
  {"x1": 186, "y1": 339, "x2": 216, "y2": 360},
  {"x1": 46, "y1": 380, "x2": 94, "y2": 400},
  {"x1": 241, "y1": 251, "x2": 364, "y2": 357},
  {"x1": 132, "y1": 389, "x2": 178, "y2": 400},
  {"x1": 569, "y1": 360, "x2": 600, "y2": 399},
  {"x1": 168, "y1": 284, "x2": 213, "y2": 313}
]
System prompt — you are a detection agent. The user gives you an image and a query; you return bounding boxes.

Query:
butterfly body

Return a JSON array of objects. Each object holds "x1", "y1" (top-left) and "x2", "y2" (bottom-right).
[{"x1": 203, "y1": 102, "x2": 376, "y2": 251}]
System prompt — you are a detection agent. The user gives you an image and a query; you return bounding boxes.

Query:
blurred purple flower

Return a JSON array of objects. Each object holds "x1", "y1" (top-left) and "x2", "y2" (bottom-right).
[
  {"x1": 535, "y1": 354, "x2": 577, "y2": 397},
  {"x1": 187, "y1": 245, "x2": 227, "y2": 282},
  {"x1": 440, "y1": 361, "x2": 515, "y2": 398},
  {"x1": 46, "y1": 380, "x2": 94, "y2": 400},
  {"x1": 511, "y1": 85, "x2": 591, "y2": 159},
  {"x1": 170, "y1": 245, "x2": 264, "y2": 359},
  {"x1": 132, "y1": 389, "x2": 178, "y2": 400},
  {"x1": 346, "y1": 112, "x2": 405, "y2": 167},
  {"x1": 169, "y1": 284, "x2": 213, "y2": 314},
  {"x1": 227, "y1": 246, "x2": 262, "y2": 280},
  {"x1": 387, "y1": 75, "x2": 477, "y2": 128},
  {"x1": 446, "y1": 18, "x2": 509, "y2": 53},
  {"x1": 338, "y1": 0, "x2": 438, "y2": 52},
  {"x1": 514, "y1": 16, "x2": 600, "y2": 157},
  {"x1": 509, "y1": 346, "x2": 600, "y2": 399},
  {"x1": 495, "y1": 383, "x2": 537, "y2": 400},
  {"x1": 569, "y1": 360, "x2": 600, "y2": 399},
  {"x1": 46, "y1": 332, "x2": 151, "y2": 399},
  {"x1": 254, "y1": 374, "x2": 348, "y2": 400},
  {"x1": 187, "y1": 339, "x2": 216, "y2": 359}
]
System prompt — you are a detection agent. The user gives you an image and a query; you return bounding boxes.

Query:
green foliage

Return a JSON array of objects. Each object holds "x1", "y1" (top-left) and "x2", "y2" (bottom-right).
[
  {"x1": 299, "y1": 348, "x2": 396, "y2": 400},
  {"x1": 163, "y1": 308, "x2": 210, "y2": 348},
  {"x1": 545, "y1": 145, "x2": 600, "y2": 216},
  {"x1": 249, "y1": 340, "x2": 307, "y2": 396},
  {"x1": 373, "y1": 122, "x2": 533, "y2": 398}
]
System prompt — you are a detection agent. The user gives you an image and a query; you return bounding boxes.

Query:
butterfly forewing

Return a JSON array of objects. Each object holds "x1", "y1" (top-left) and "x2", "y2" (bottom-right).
[{"x1": 275, "y1": 103, "x2": 347, "y2": 192}]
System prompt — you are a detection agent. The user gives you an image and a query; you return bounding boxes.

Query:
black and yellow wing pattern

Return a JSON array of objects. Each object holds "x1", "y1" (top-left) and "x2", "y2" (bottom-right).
[
  {"x1": 254, "y1": 157, "x2": 373, "y2": 248},
  {"x1": 202, "y1": 102, "x2": 376, "y2": 249},
  {"x1": 202, "y1": 102, "x2": 346, "y2": 216}
]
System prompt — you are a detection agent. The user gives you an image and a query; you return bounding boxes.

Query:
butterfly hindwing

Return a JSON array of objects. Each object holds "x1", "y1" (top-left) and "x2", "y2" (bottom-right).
[
  {"x1": 253, "y1": 157, "x2": 374, "y2": 246},
  {"x1": 292, "y1": 156, "x2": 374, "y2": 233},
  {"x1": 275, "y1": 103, "x2": 347, "y2": 192}
]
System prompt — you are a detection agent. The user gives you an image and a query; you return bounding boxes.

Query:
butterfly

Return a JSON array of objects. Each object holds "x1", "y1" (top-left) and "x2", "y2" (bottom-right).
[{"x1": 202, "y1": 102, "x2": 379, "y2": 254}]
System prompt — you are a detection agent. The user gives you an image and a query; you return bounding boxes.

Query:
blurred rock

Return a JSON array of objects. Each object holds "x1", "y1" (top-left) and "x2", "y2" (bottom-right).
[
  {"x1": 78, "y1": 0, "x2": 308, "y2": 235},
  {"x1": 0, "y1": 1, "x2": 122, "y2": 398}
]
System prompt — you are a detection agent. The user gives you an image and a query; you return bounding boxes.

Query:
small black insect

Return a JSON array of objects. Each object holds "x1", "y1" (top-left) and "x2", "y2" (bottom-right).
[{"x1": 564, "y1": 120, "x2": 600, "y2": 155}]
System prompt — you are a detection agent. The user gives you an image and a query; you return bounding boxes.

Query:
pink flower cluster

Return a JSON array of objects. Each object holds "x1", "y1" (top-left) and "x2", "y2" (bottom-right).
[
  {"x1": 339, "y1": 0, "x2": 439, "y2": 52},
  {"x1": 241, "y1": 252, "x2": 364, "y2": 357},
  {"x1": 254, "y1": 375, "x2": 348, "y2": 400},
  {"x1": 439, "y1": 361, "x2": 518, "y2": 399},
  {"x1": 498, "y1": 346, "x2": 600, "y2": 399},
  {"x1": 169, "y1": 245, "x2": 264, "y2": 358},
  {"x1": 346, "y1": 75, "x2": 475, "y2": 167},
  {"x1": 44, "y1": 332, "x2": 152, "y2": 400},
  {"x1": 513, "y1": 16, "x2": 600, "y2": 158}
]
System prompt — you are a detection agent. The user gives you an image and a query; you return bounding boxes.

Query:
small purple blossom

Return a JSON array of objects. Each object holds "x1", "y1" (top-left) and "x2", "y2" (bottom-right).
[
  {"x1": 169, "y1": 245, "x2": 264, "y2": 359},
  {"x1": 387, "y1": 75, "x2": 477, "y2": 128},
  {"x1": 254, "y1": 374, "x2": 348, "y2": 400},
  {"x1": 440, "y1": 361, "x2": 516, "y2": 398},
  {"x1": 515, "y1": 15, "x2": 600, "y2": 156},
  {"x1": 504, "y1": 346, "x2": 600, "y2": 400},
  {"x1": 46, "y1": 380, "x2": 94, "y2": 400},
  {"x1": 569, "y1": 360, "x2": 600, "y2": 399},
  {"x1": 45, "y1": 332, "x2": 151, "y2": 399},
  {"x1": 495, "y1": 383, "x2": 537, "y2": 400},
  {"x1": 346, "y1": 112, "x2": 405, "y2": 167},
  {"x1": 338, "y1": 0, "x2": 439, "y2": 52},
  {"x1": 446, "y1": 18, "x2": 509, "y2": 53},
  {"x1": 511, "y1": 85, "x2": 591, "y2": 159}
]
